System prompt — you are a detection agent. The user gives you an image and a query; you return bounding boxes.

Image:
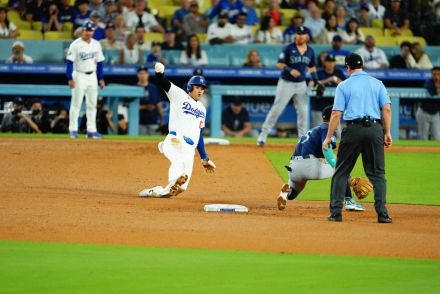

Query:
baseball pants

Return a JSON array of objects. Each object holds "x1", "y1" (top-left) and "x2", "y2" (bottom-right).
[
  {"x1": 259, "y1": 79, "x2": 308, "y2": 140},
  {"x1": 416, "y1": 108, "x2": 440, "y2": 140},
  {"x1": 69, "y1": 71, "x2": 98, "y2": 132}
]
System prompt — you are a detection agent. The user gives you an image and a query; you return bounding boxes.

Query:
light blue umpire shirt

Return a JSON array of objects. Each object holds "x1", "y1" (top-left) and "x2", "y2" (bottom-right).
[{"x1": 333, "y1": 71, "x2": 391, "y2": 121}]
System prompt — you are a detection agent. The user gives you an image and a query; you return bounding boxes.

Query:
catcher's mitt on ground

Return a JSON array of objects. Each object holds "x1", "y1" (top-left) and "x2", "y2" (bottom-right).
[{"x1": 350, "y1": 177, "x2": 373, "y2": 199}]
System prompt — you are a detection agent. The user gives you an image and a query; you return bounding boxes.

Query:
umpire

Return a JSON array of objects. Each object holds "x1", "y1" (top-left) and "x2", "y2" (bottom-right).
[{"x1": 322, "y1": 53, "x2": 393, "y2": 223}]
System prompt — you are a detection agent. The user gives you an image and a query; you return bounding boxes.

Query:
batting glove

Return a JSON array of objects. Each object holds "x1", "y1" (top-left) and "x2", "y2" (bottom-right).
[{"x1": 155, "y1": 62, "x2": 165, "y2": 74}]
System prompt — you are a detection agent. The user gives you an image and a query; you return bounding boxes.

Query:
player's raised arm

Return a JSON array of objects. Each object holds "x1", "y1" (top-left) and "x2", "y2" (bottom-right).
[{"x1": 154, "y1": 62, "x2": 171, "y2": 93}]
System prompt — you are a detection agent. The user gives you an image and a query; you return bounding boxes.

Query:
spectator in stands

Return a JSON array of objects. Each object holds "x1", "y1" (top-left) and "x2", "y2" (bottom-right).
[
  {"x1": 367, "y1": 0, "x2": 386, "y2": 20},
  {"x1": 26, "y1": 0, "x2": 48, "y2": 28},
  {"x1": 133, "y1": 25, "x2": 150, "y2": 50},
  {"x1": 336, "y1": 0, "x2": 359, "y2": 20},
  {"x1": 243, "y1": 0, "x2": 259, "y2": 26},
  {"x1": 231, "y1": 12, "x2": 252, "y2": 44},
  {"x1": 242, "y1": 49, "x2": 264, "y2": 67},
  {"x1": 89, "y1": 11, "x2": 106, "y2": 40},
  {"x1": 102, "y1": 0, "x2": 118, "y2": 24},
  {"x1": 207, "y1": 11, "x2": 233, "y2": 44},
  {"x1": 406, "y1": 42, "x2": 433, "y2": 70},
  {"x1": 209, "y1": 0, "x2": 245, "y2": 24},
  {"x1": 335, "y1": 5, "x2": 347, "y2": 30},
  {"x1": 80, "y1": 97, "x2": 116, "y2": 134},
  {"x1": 416, "y1": 66, "x2": 440, "y2": 140},
  {"x1": 316, "y1": 14, "x2": 345, "y2": 44},
  {"x1": 100, "y1": 23, "x2": 123, "y2": 49},
  {"x1": 113, "y1": 14, "x2": 129, "y2": 42},
  {"x1": 51, "y1": 107, "x2": 69, "y2": 134},
  {"x1": 0, "y1": 7, "x2": 19, "y2": 39},
  {"x1": 317, "y1": 50, "x2": 329, "y2": 67},
  {"x1": 180, "y1": 34, "x2": 208, "y2": 66},
  {"x1": 30, "y1": 99, "x2": 51, "y2": 133},
  {"x1": 171, "y1": 0, "x2": 191, "y2": 41},
  {"x1": 161, "y1": 27, "x2": 184, "y2": 50},
  {"x1": 343, "y1": 17, "x2": 365, "y2": 44},
  {"x1": 384, "y1": 0, "x2": 410, "y2": 36},
  {"x1": 283, "y1": 15, "x2": 313, "y2": 44},
  {"x1": 182, "y1": 0, "x2": 209, "y2": 40},
  {"x1": 265, "y1": 0, "x2": 283, "y2": 26},
  {"x1": 255, "y1": 15, "x2": 283, "y2": 44},
  {"x1": 355, "y1": 35, "x2": 389, "y2": 69},
  {"x1": 121, "y1": 0, "x2": 135, "y2": 18},
  {"x1": 137, "y1": 66, "x2": 164, "y2": 135},
  {"x1": 59, "y1": 0, "x2": 74, "y2": 24},
  {"x1": 321, "y1": 0, "x2": 336, "y2": 22},
  {"x1": 125, "y1": 0, "x2": 164, "y2": 33},
  {"x1": 389, "y1": 41, "x2": 412, "y2": 69},
  {"x1": 42, "y1": 2, "x2": 63, "y2": 32},
  {"x1": 221, "y1": 96, "x2": 253, "y2": 137},
  {"x1": 1, "y1": 97, "x2": 38, "y2": 133},
  {"x1": 328, "y1": 35, "x2": 350, "y2": 66},
  {"x1": 6, "y1": 41, "x2": 33, "y2": 64},
  {"x1": 146, "y1": 41, "x2": 168, "y2": 64},
  {"x1": 119, "y1": 33, "x2": 141, "y2": 64},
  {"x1": 304, "y1": 1, "x2": 325, "y2": 39},
  {"x1": 358, "y1": 5, "x2": 370, "y2": 27},
  {"x1": 281, "y1": 0, "x2": 306, "y2": 10},
  {"x1": 203, "y1": 0, "x2": 220, "y2": 22},
  {"x1": 89, "y1": 0, "x2": 105, "y2": 17},
  {"x1": 72, "y1": 0, "x2": 91, "y2": 29}
]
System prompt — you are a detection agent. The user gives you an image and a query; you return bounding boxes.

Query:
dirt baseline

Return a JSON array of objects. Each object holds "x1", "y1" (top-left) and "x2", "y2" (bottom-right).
[{"x1": 0, "y1": 138, "x2": 439, "y2": 260}]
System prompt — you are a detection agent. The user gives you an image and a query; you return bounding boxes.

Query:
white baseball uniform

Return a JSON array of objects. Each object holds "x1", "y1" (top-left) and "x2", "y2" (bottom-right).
[{"x1": 67, "y1": 37, "x2": 105, "y2": 132}]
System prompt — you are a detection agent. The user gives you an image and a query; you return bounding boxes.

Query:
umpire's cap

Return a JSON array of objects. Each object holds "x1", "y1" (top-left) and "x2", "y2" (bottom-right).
[
  {"x1": 345, "y1": 53, "x2": 363, "y2": 69},
  {"x1": 186, "y1": 75, "x2": 207, "y2": 92},
  {"x1": 322, "y1": 105, "x2": 333, "y2": 121}
]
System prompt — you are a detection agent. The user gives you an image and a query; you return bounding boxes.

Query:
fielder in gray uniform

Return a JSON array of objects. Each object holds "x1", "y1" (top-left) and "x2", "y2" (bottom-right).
[
  {"x1": 257, "y1": 26, "x2": 321, "y2": 146},
  {"x1": 277, "y1": 105, "x2": 365, "y2": 211}
]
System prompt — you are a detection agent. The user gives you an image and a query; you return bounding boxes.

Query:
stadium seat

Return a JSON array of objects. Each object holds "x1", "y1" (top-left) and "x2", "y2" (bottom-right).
[
  {"x1": 375, "y1": 36, "x2": 398, "y2": 46},
  {"x1": 7, "y1": 10, "x2": 31, "y2": 30},
  {"x1": 158, "y1": 5, "x2": 179, "y2": 19},
  {"x1": 359, "y1": 27, "x2": 383, "y2": 38},
  {"x1": 32, "y1": 21, "x2": 42, "y2": 32},
  {"x1": 63, "y1": 22, "x2": 73, "y2": 33},
  {"x1": 196, "y1": 33, "x2": 207, "y2": 43},
  {"x1": 396, "y1": 36, "x2": 427, "y2": 46},
  {"x1": 0, "y1": 0, "x2": 8, "y2": 7},
  {"x1": 149, "y1": 0, "x2": 173, "y2": 9},
  {"x1": 44, "y1": 31, "x2": 72, "y2": 40},
  {"x1": 163, "y1": 50, "x2": 181, "y2": 65},
  {"x1": 384, "y1": 28, "x2": 413, "y2": 37},
  {"x1": 144, "y1": 32, "x2": 164, "y2": 42},
  {"x1": 103, "y1": 49, "x2": 120, "y2": 64},
  {"x1": 371, "y1": 18, "x2": 384, "y2": 29},
  {"x1": 280, "y1": 9, "x2": 296, "y2": 26},
  {"x1": 17, "y1": 29, "x2": 43, "y2": 40}
]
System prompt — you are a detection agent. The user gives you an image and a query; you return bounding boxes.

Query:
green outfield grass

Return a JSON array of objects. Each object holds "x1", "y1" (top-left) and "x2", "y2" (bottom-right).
[
  {"x1": 1, "y1": 240, "x2": 439, "y2": 294},
  {"x1": 266, "y1": 152, "x2": 440, "y2": 205}
]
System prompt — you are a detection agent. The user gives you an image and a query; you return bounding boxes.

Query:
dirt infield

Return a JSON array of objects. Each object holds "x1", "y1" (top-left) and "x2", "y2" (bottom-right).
[{"x1": 1, "y1": 138, "x2": 439, "y2": 260}]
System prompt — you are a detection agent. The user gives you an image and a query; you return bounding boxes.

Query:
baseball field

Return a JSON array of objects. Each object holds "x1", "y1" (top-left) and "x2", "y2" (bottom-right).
[{"x1": 1, "y1": 134, "x2": 439, "y2": 293}]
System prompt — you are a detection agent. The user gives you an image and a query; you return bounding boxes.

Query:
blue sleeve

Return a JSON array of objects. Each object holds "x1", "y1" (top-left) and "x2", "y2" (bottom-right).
[
  {"x1": 378, "y1": 82, "x2": 390, "y2": 108},
  {"x1": 197, "y1": 128, "x2": 208, "y2": 160},
  {"x1": 424, "y1": 79, "x2": 437, "y2": 96},
  {"x1": 97, "y1": 61, "x2": 104, "y2": 81},
  {"x1": 66, "y1": 60, "x2": 73, "y2": 80},
  {"x1": 209, "y1": 3, "x2": 221, "y2": 19},
  {"x1": 277, "y1": 45, "x2": 288, "y2": 64},
  {"x1": 333, "y1": 84, "x2": 346, "y2": 111},
  {"x1": 308, "y1": 49, "x2": 316, "y2": 67}
]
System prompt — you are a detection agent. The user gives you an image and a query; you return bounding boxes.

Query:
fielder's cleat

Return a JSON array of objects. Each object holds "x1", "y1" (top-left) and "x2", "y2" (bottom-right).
[
  {"x1": 86, "y1": 131, "x2": 102, "y2": 139},
  {"x1": 70, "y1": 131, "x2": 79, "y2": 138},
  {"x1": 378, "y1": 214, "x2": 393, "y2": 224},
  {"x1": 139, "y1": 185, "x2": 163, "y2": 197},
  {"x1": 257, "y1": 141, "x2": 265, "y2": 147},
  {"x1": 277, "y1": 184, "x2": 290, "y2": 210},
  {"x1": 345, "y1": 197, "x2": 365, "y2": 211},
  {"x1": 163, "y1": 175, "x2": 188, "y2": 198},
  {"x1": 328, "y1": 213, "x2": 342, "y2": 222}
]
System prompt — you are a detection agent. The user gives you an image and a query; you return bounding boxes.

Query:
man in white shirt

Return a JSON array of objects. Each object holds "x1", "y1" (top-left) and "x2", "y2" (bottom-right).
[
  {"x1": 355, "y1": 35, "x2": 389, "y2": 69},
  {"x1": 207, "y1": 11, "x2": 233, "y2": 44},
  {"x1": 230, "y1": 12, "x2": 252, "y2": 44},
  {"x1": 99, "y1": 23, "x2": 123, "y2": 50},
  {"x1": 367, "y1": 0, "x2": 385, "y2": 20},
  {"x1": 125, "y1": 0, "x2": 164, "y2": 33},
  {"x1": 6, "y1": 41, "x2": 33, "y2": 64}
]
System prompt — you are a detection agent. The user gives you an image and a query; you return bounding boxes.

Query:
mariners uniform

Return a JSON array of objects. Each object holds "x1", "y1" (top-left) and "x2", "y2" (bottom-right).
[
  {"x1": 258, "y1": 26, "x2": 317, "y2": 145},
  {"x1": 277, "y1": 106, "x2": 364, "y2": 211},
  {"x1": 66, "y1": 21, "x2": 105, "y2": 138},
  {"x1": 139, "y1": 64, "x2": 214, "y2": 198}
]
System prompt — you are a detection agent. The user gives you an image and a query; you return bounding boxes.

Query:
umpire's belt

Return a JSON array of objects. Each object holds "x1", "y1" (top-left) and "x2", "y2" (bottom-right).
[
  {"x1": 169, "y1": 131, "x2": 194, "y2": 145},
  {"x1": 346, "y1": 118, "x2": 381, "y2": 125}
]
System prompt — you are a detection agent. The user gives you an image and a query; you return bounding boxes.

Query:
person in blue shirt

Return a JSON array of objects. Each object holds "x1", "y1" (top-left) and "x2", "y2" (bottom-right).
[
  {"x1": 209, "y1": 0, "x2": 245, "y2": 24},
  {"x1": 243, "y1": 0, "x2": 259, "y2": 26},
  {"x1": 282, "y1": 15, "x2": 313, "y2": 44},
  {"x1": 257, "y1": 26, "x2": 321, "y2": 146},
  {"x1": 328, "y1": 35, "x2": 351, "y2": 66},
  {"x1": 416, "y1": 66, "x2": 440, "y2": 140},
  {"x1": 277, "y1": 105, "x2": 366, "y2": 211},
  {"x1": 323, "y1": 53, "x2": 393, "y2": 223}
]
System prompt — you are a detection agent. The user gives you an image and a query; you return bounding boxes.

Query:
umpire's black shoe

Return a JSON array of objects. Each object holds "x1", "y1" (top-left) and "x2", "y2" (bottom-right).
[
  {"x1": 328, "y1": 213, "x2": 342, "y2": 222},
  {"x1": 378, "y1": 214, "x2": 393, "y2": 223}
]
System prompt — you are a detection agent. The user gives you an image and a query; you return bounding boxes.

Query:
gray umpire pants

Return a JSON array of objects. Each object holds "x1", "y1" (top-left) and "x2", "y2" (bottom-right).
[
  {"x1": 330, "y1": 123, "x2": 388, "y2": 216},
  {"x1": 260, "y1": 79, "x2": 308, "y2": 138}
]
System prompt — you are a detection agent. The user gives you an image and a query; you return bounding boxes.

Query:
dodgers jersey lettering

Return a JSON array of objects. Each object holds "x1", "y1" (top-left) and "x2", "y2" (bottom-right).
[
  {"x1": 294, "y1": 123, "x2": 336, "y2": 158},
  {"x1": 278, "y1": 43, "x2": 315, "y2": 83},
  {"x1": 67, "y1": 38, "x2": 105, "y2": 72},
  {"x1": 166, "y1": 83, "x2": 206, "y2": 145}
]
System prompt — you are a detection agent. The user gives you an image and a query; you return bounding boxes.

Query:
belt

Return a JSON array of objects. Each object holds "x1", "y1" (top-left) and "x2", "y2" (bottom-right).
[
  {"x1": 78, "y1": 71, "x2": 94, "y2": 75},
  {"x1": 291, "y1": 155, "x2": 311, "y2": 160},
  {"x1": 169, "y1": 131, "x2": 194, "y2": 146},
  {"x1": 346, "y1": 118, "x2": 381, "y2": 125}
]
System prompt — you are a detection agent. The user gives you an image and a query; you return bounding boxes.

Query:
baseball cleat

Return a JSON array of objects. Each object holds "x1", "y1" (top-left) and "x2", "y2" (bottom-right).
[
  {"x1": 139, "y1": 185, "x2": 162, "y2": 197},
  {"x1": 162, "y1": 175, "x2": 188, "y2": 198},
  {"x1": 70, "y1": 131, "x2": 79, "y2": 138},
  {"x1": 345, "y1": 197, "x2": 365, "y2": 211},
  {"x1": 86, "y1": 131, "x2": 102, "y2": 139},
  {"x1": 257, "y1": 141, "x2": 265, "y2": 147},
  {"x1": 378, "y1": 214, "x2": 393, "y2": 223},
  {"x1": 277, "y1": 184, "x2": 290, "y2": 210}
]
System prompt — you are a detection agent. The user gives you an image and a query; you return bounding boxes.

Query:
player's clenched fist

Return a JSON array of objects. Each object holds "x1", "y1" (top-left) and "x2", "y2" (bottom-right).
[{"x1": 155, "y1": 62, "x2": 165, "y2": 74}]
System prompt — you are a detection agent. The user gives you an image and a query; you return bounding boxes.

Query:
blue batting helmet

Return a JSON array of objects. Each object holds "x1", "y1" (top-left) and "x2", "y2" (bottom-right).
[{"x1": 186, "y1": 75, "x2": 207, "y2": 92}]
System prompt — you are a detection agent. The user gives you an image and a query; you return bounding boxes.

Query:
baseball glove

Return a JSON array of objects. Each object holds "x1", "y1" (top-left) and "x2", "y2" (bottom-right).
[
  {"x1": 350, "y1": 177, "x2": 373, "y2": 200},
  {"x1": 315, "y1": 82, "x2": 325, "y2": 99},
  {"x1": 201, "y1": 158, "x2": 216, "y2": 173}
]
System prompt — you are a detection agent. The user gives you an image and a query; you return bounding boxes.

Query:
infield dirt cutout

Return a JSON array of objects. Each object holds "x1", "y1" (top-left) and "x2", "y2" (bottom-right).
[{"x1": 1, "y1": 138, "x2": 439, "y2": 259}]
